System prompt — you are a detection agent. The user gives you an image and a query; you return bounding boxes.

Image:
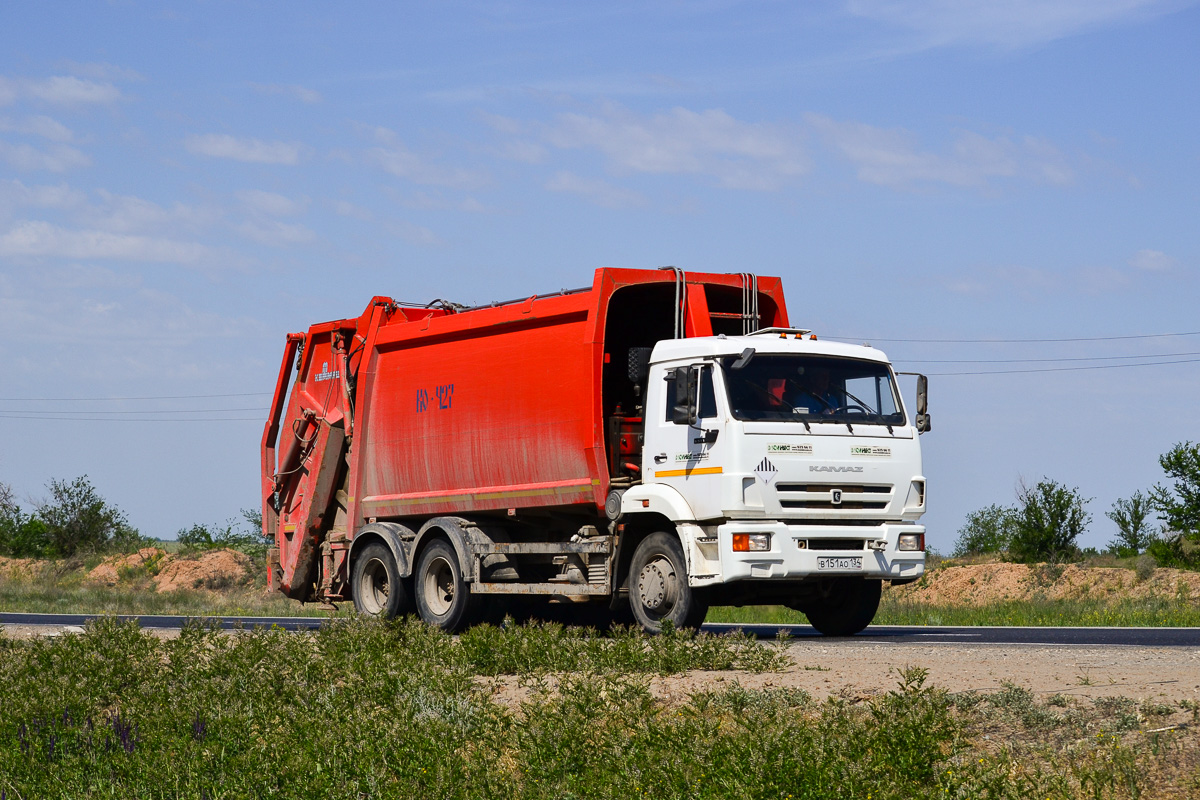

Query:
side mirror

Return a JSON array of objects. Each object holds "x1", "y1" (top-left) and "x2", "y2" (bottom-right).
[
  {"x1": 671, "y1": 366, "x2": 698, "y2": 425},
  {"x1": 915, "y1": 374, "x2": 931, "y2": 433}
]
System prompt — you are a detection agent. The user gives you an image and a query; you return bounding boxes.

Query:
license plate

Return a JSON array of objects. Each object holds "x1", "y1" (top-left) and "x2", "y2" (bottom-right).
[{"x1": 817, "y1": 556, "x2": 862, "y2": 571}]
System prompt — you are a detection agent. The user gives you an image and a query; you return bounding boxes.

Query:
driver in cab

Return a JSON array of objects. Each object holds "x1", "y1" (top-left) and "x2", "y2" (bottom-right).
[{"x1": 789, "y1": 366, "x2": 841, "y2": 415}]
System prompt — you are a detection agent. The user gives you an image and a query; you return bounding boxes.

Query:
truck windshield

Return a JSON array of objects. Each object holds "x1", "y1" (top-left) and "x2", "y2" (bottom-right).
[{"x1": 721, "y1": 354, "x2": 905, "y2": 425}]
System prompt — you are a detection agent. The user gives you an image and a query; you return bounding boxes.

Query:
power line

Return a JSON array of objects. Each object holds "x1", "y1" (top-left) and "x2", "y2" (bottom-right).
[
  {"x1": 828, "y1": 331, "x2": 1200, "y2": 344},
  {"x1": 900, "y1": 350, "x2": 1200, "y2": 365},
  {"x1": 0, "y1": 407, "x2": 268, "y2": 415},
  {"x1": 0, "y1": 392, "x2": 271, "y2": 402},
  {"x1": 919, "y1": 356, "x2": 1200, "y2": 376},
  {"x1": 0, "y1": 414, "x2": 263, "y2": 422}
]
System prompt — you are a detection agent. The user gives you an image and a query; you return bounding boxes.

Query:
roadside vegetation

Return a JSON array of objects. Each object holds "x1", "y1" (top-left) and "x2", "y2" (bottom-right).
[
  {"x1": 952, "y1": 441, "x2": 1200, "y2": 569},
  {"x1": 0, "y1": 617, "x2": 1195, "y2": 799}
]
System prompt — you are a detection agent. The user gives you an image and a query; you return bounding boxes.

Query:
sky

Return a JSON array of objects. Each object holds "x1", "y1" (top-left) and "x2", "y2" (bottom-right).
[{"x1": 0, "y1": 0, "x2": 1197, "y2": 553}]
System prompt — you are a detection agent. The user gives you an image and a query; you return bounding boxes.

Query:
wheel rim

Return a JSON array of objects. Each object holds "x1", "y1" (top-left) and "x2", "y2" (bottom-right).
[
  {"x1": 637, "y1": 555, "x2": 678, "y2": 618},
  {"x1": 422, "y1": 555, "x2": 456, "y2": 617},
  {"x1": 360, "y1": 557, "x2": 390, "y2": 615}
]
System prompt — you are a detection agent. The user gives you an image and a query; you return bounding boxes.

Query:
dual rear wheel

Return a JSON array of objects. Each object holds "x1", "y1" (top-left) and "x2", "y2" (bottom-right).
[{"x1": 351, "y1": 530, "x2": 711, "y2": 635}]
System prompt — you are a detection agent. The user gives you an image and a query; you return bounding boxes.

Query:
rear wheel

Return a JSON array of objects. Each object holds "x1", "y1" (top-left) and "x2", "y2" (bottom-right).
[
  {"x1": 414, "y1": 538, "x2": 479, "y2": 632},
  {"x1": 803, "y1": 578, "x2": 881, "y2": 636},
  {"x1": 351, "y1": 542, "x2": 411, "y2": 618},
  {"x1": 628, "y1": 532, "x2": 708, "y2": 633}
]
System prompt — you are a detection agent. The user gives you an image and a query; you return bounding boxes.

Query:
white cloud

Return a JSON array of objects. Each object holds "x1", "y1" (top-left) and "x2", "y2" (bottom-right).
[
  {"x1": 367, "y1": 128, "x2": 485, "y2": 188},
  {"x1": 81, "y1": 191, "x2": 219, "y2": 236},
  {"x1": 845, "y1": 0, "x2": 1180, "y2": 49},
  {"x1": 57, "y1": 62, "x2": 146, "y2": 83},
  {"x1": 234, "y1": 219, "x2": 317, "y2": 246},
  {"x1": 540, "y1": 105, "x2": 809, "y2": 190},
  {"x1": 236, "y1": 189, "x2": 308, "y2": 216},
  {"x1": 21, "y1": 76, "x2": 123, "y2": 106},
  {"x1": 1129, "y1": 249, "x2": 1176, "y2": 271},
  {"x1": 0, "y1": 140, "x2": 90, "y2": 172},
  {"x1": 0, "y1": 179, "x2": 86, "y2": 211},
  {"x1": 0, "y1": 220, "x2": 208, "y2": 263},
  {"x1": 807, "y1": 114, "x2": 1074, "y2": 188},
  {"x1": 248, "y1": 83, "x2": 323, "y2": 104},
  {"x1": 545, "y1": 171, "x2": 646, "y2": 208},
  {"x1": 385, "y1": 219, "x2": 442, "y2": 246},
  {"x1": 185, "y1": 134, "x2": 304, "y2": 165},
  {"x1": 0, "y1": 115, "x2": 74, "y2": 142},
  {"x1": 333, "y1": 199, "x2": 374, "y2": 221}
]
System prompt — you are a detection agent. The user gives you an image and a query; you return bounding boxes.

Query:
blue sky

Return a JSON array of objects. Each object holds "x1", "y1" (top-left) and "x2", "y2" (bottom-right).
[{"x1": 1, "y1": 1, "x2": 1197, "y2": 552}]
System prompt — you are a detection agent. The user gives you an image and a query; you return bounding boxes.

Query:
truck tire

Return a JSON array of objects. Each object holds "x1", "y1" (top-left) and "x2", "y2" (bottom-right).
[
  {"x1": 351, "y1": 542, "x2": 411, "y2": 618},
  {"x1": 628, "y1": 532, "x2": 708, "y2": 634},
  {"x1": 803, "y1": 578, "x2": 882, "y2": 636},
  {"x1": 414, "y1": 537, "x2": 479, "y2": 633}
]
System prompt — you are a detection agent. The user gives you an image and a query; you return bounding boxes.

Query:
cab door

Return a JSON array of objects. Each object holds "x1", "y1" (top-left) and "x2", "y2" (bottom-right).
[{"x1": 648, "y1": 364, "x2": 728, "y2": 521}]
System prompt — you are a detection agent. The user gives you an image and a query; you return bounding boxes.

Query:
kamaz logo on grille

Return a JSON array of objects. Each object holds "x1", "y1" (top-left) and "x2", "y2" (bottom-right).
[
  {"x1": 831, "y1": 489, "x2": 843, "y2": 505},
  {"x1": 810, "y1": 465, "x2": 863, "y2": 473}
]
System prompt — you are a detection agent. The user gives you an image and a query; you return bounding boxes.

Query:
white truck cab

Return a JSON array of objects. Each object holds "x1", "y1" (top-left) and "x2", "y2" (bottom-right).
[{"x1": 620, "y1": 328, "x2": 929, "y2": 634}]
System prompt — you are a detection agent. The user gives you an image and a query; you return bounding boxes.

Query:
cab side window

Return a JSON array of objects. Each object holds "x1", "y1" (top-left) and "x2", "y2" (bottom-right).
[{"x1": 664, "y1": 366, "x2": 718, "y2": 421}]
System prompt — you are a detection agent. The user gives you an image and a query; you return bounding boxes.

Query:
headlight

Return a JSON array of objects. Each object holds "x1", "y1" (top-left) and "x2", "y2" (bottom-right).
[
  {"x1": 732, "y1": 533, "x2": 771, "y2": 552},
  {"x1": 898, "y1": 533, "x2": 925, "y2": 552}
]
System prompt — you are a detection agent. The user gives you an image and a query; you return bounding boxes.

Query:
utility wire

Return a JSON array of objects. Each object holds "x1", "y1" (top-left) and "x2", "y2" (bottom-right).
[
  {"x1": 0, "y1": 391, "x2": 270, "y2": 402},
  {"x1": 0, "y1": 414, "x2": 263, "y2": 422},
  {"x1": 828, "y1": 330, "x2": 1200, "y2": 344},
  {"x1": 901, "y1": 350, "x2": 1200, "y2": 365},
  {"x1": 0, "y1": 407, "x2": 268, "y2": 415},
  {"x1": 915, "y1": 356, "x2": 1200, "y2": 376}
]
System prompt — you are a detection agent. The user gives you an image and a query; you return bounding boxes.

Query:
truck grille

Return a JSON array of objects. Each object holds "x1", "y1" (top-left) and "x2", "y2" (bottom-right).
[{"x1": 774, "y1": 483, "x2": 893, "y2": 511}]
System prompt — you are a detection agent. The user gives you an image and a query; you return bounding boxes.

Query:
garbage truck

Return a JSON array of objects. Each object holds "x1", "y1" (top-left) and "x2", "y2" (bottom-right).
[{"x1": 260, "y1": 267, "x2": 930, "y2": 634}]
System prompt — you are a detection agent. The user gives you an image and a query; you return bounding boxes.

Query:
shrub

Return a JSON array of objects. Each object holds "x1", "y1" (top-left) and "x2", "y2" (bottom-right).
[
  {"x1": 1009, "y1": 478, "x2": 1090, "y2": 563},
  {"x1": 177, "y1": 509, "x2": 268, "y2": 560},
  {"x1": 1106, "y1": 491, "x2": 1157, "y2": 556},
  {"x1": 36, "y1": 476, "x2": 141, "y2": 557},
  {"x1": 1149, "y1": 441, "x2": 1200, "y2": 534},
  {"x1": 952, "y1": 504, "x2": 1017, "y2": 557}
]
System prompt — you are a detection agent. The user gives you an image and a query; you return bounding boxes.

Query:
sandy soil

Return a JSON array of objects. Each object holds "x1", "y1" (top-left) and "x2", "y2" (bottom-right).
[
  {"x1": 86, "y1": 547, "x2": 252, "y2": 592},
  {"x1": 467, "y1": 641, "x2": 1200, "y2": 711},
  {"x1": 890, "y1": 562, "x2": 1200, "y2": 606}
]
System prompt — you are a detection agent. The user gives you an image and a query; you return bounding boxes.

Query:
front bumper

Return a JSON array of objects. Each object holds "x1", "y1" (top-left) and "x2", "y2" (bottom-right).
[{"x1": 685, "y1": 520, "x2": 926, "y2": 586}]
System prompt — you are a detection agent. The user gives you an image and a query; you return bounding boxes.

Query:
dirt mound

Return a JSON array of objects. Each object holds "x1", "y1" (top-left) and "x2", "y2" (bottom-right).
[
  {"x1": 0, "y1": 556, "x2": 41, "y2": 580},
  {"x1": 87, "y1": 547, "x2": 165, "y2": 586},
  {"x1": 85, "y1": 547, "x2": 252, "y2": 592},
  {"x1": 154, "y1": 549, "x2": 252, "y2": 592},
  {"x1": 890, "y1": 562, "x2": 1200, "y2": 606}
]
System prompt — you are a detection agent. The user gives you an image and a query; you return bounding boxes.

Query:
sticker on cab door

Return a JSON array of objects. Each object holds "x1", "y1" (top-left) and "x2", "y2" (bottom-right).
[
  {"x1": 850, "y1": 446, "x2": 891, "y2": 457},
  {"x1": 767, "y1": 443, "x2": 813, "y2": 454},
  {"x1": 675, "y1": 451, "x2": 709, "y2": 461}
]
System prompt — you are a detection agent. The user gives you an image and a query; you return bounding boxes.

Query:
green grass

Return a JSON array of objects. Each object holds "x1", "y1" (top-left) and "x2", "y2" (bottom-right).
[{"x1": 1, "y1": 617, "x2": 1196, "y2": 799}]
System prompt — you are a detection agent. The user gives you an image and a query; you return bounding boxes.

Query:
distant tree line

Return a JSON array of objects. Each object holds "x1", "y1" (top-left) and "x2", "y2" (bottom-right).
[
  {"x1": 0, "y1": 476, "x2": 266, "y2": 559},
  {"x1": 953, "y1": 441, "x2": 1200, "y2": 567}
]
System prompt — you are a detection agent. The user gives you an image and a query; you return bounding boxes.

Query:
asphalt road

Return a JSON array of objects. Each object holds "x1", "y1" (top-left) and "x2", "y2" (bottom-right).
[{"x1": 3, "y1": 612, "x2": 1199, "y2": 646}]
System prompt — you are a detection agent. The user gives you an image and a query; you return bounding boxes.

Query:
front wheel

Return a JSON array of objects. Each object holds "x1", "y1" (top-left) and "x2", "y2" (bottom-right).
[
  {"x1": 350, "y1": 542, "x2": 411, "y2": 618},
  {"x1": 803, "y1": 578, "x2": 881, "y2": 636},
  {"x1": 628, "y1": 532, "x2": 708, "y2": 633},
  {"x1": 414, "y1": 538, "x2": 479, "y2": 632}
]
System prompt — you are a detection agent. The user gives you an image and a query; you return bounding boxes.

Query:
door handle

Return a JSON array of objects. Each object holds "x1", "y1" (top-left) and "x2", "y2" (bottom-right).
[{"x1": 654, "y1": 453, "x2": 668, "y2": 463}]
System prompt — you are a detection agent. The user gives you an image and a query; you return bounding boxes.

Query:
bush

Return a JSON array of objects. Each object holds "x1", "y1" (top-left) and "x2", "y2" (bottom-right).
[
  {"x1": 177, "y1": 509, "x2": 268, "y2": 560},
  {"x1": 37, "y1": 476, "x2": 142, "y2": 557},
  {"x1": 952, "y1": 504, "x2": 1017, "y2": 557},
  {"x1": 1106, "y1": 491, "x2": 1157, "y2": 556},
  {"x1": 1149, "y1": 441, "x2": 1200, "y2": 534},
  {"x1": 1009, "y1": 478, "x2": 1090, "y2": 563},
  {"x1": 0, "y1": 477, "x2": 140, "y2": 558}
]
